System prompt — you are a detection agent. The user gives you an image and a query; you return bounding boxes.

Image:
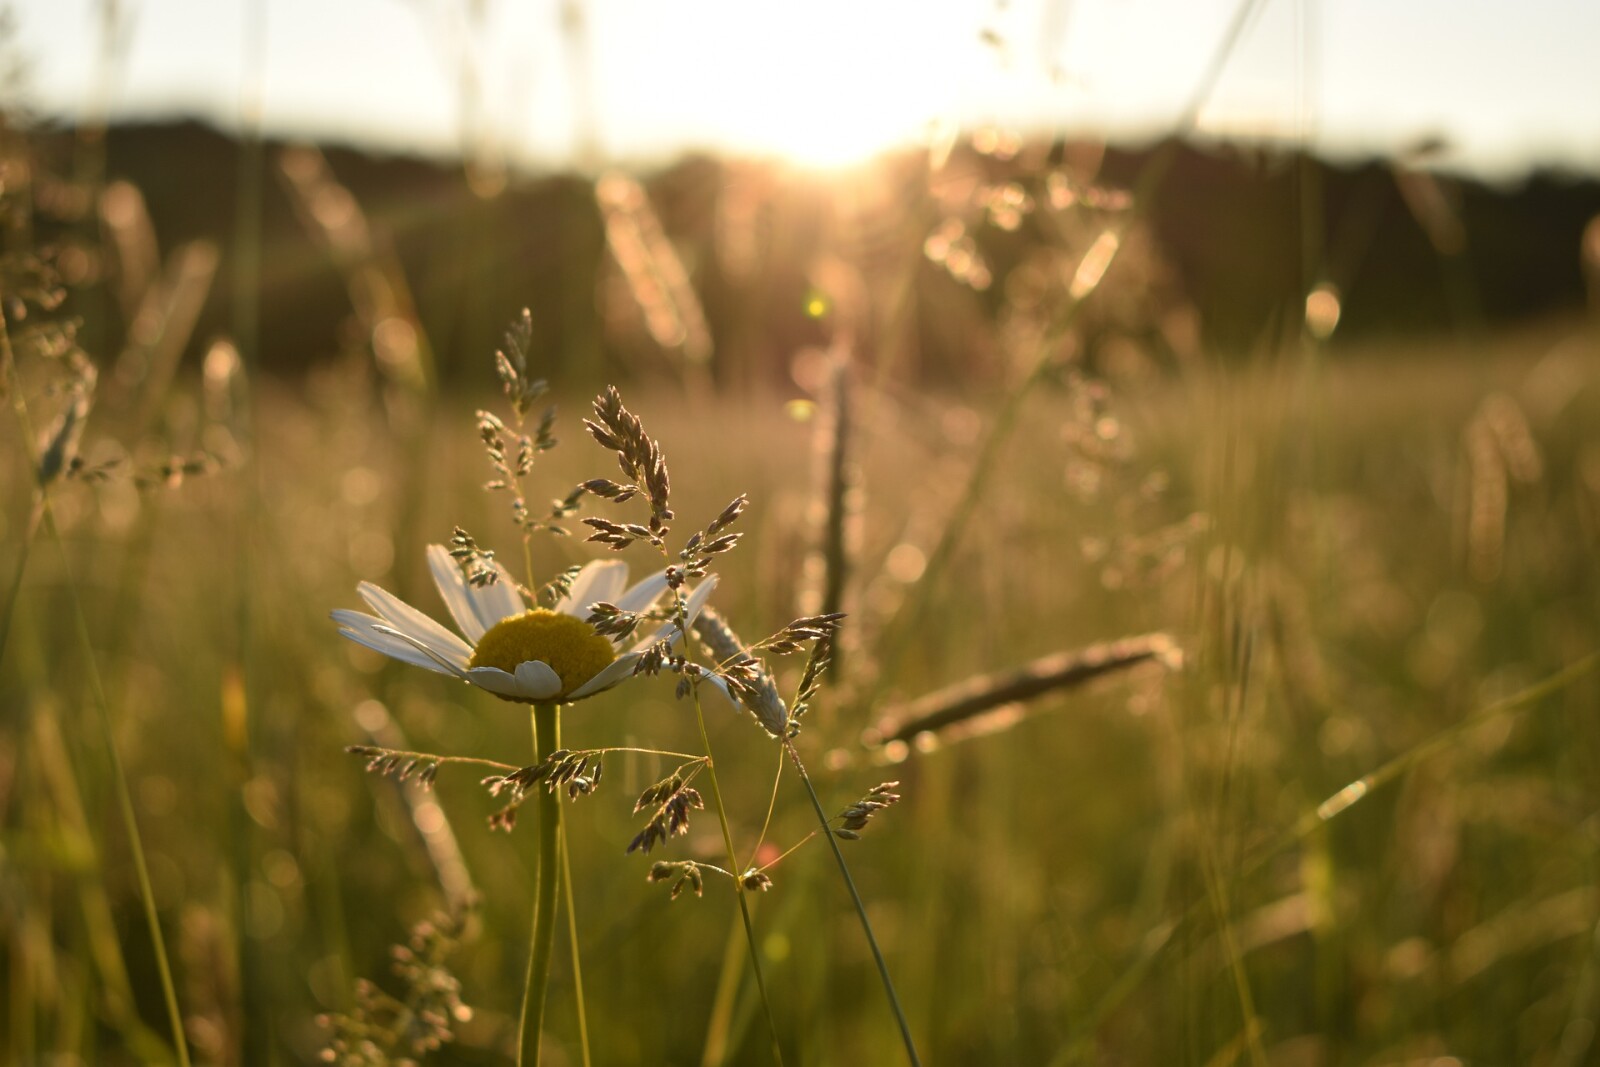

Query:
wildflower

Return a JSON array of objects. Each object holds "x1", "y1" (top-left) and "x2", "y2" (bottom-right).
[{"x1": 333, "y1": 546, "x2": 714, "y2": 703}]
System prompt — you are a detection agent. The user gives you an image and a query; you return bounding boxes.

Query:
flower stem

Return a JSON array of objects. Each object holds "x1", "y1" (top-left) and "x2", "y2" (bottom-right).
[
  {"x1": 518, "y1": 702, "x2": 562, "y2": 1067},
  {"x1": 557, "y1": 806, "x2": 593, "y2": 1067},
  {"x1": 785, "y1": 740, "x2": 921, "y2": 1067}
]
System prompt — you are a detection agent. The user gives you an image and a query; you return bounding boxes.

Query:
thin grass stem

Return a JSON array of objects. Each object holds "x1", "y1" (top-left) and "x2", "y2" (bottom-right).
[
  {"x1": 2, "y1": 304, "x2": 189, "y2": 1064},
  {"x1": 44, "y1": 503, "x2": 191, "y2": 1066},
  {"x1": 682, "y1": 625, "x2": 785, "y2": 1066},
  {"x1": 783, "y1": 739, "x2": 921, "y2": 1067},
  {"x1": 0, "y1": 494, "x2": 43, "y2": 668},
  {"x1": 1048, "y1": 651, "x2": 1600, "y2": 1065},
  {"x1": 699, "y1": 910, "x2": 749, "y2": 1067},
  {"x1": 750, "y1": 744, "x2": 787, "y2": 858}
]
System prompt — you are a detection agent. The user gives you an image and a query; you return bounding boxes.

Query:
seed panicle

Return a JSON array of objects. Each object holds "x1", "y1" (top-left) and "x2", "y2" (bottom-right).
[
  {"x1": 318, "y1": 903, "x2": 475, "y2": 1064},
  {"x1": 448, "y1": 527, "x2": 501, "y2": 588},
  {"x1": 346, "y1": 745, "x2": 444, "y2": 790},
  {"x1": 647, "y1": 860, "x2": 705, "y2": 900},
  {"x1": 678, "y1": 494, "x2": 749, "y2": 576},
  {"x1": 628, "y1": 768, "x2": 705, "y2": 854},
  {"x1": 493, "y1": 308, "x2": 549, "y2": 421},
  {"x1": 740, "y1": 869, "x2": 774, "y2": 893},
  {"x1": 791, "y1": 636, "x2": 833, "y2": 723},
  {"x1": 834, "y1": 782, "x2": 901, "y2": 839},
  {"x1": 480, "y1": 749, "x2": 605, "y2": 831},
  {"x1": 537, "y1": 564, "x2": 585, "y2": 606},
  {"x1": 583, "y1": 385, "x2": 673, "y2": 536},
  {"x1": 585, "y1": 601, "x2": 641, "y2": 642},
  {"x1": 750, "y1": 612, "x2": 846, "y2": 656}
]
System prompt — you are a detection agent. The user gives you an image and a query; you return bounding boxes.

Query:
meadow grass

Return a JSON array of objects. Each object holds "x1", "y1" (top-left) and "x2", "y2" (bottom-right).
[{"x1": 3, "y1": 311, "x2": 1597, "y2": 1062}]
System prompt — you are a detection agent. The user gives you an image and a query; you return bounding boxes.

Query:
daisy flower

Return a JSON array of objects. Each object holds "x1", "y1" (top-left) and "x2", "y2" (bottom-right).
[{"x1": 332, "y1": 546, "x2": 715, "y2": 704}]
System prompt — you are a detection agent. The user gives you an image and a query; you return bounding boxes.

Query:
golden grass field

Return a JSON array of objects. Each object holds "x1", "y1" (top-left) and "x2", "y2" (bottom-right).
[
  {"x1": 3, "y1": 78, "x2": 1600, "y2": 1061},
  {"x1": 6, "y1": 303, "x2": 1599, "y2": 1063}
]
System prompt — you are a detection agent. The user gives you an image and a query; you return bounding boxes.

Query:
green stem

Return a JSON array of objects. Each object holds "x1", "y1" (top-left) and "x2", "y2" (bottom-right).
[
  {"x1": 785, "y1": 740, "x2": 921, "y2": 1067},
  {"x1": 2, "y1": 302, "x2": 189, "y2": 1064},
  {"x1": 681, "y1": 617, "x2": 784, "y2": 1066},
  {"x1": 699, "y1": 909, "x2": 748, "y2": 1067},
  {"x1": 557, "y1": 807, "x2": 593, "y2": 1067},
  {"x1": 0, "y1": 494, "x2": 43, "y2": 669},
  {"x1": 46, "y1": 504, "x2": 192, "y2": 1067},
  {"x1": 518, "y1": 702, "x2": 562, "y2": 1067}
]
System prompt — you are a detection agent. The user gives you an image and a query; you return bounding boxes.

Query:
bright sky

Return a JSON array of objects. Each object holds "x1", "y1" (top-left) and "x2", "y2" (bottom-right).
[{"x1": 8, "y1": 0, "x2": 1600, "y2": 178}]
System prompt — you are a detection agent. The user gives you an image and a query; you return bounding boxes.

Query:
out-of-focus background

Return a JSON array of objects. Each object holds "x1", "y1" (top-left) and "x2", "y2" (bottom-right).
[{"x1": 2, "y1": 1, "x2": 1599, "y2": 1063}]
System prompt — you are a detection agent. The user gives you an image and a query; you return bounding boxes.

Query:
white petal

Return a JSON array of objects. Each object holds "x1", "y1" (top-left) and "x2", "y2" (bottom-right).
[
  {"x1": 628, "y1": 622, "x2": 679, "y2": 656},
  {"x1": 356, "y1": 581, "x2": 472, "y2": 665},
  {"x1": 697, "y1": 672, "x2": 741, "y2": 713},
  {"x1": 332, "y1": 610, "x2": 456, "y2": 675},
  {"x1": 471, "y1": 557, "x2": 525, "y2": 626},
  {"x1": 626, "y1": 576, "x2": 718, "y2": 653},
  {"x1": 555, "y1": 559, "x2": 629, "y2": 617},
  {"x1": 465, "y1": 666, "x2": 529, "y2": 699},
  {"x1": 681, "y1": 575, "x2": 718, "y2": 626},
  {"x1": 426, "y1": 544, "x2": 525, "y2": 641},
  {"x1": 371, "y1": 624, "x2": 471, "y2": 678},
  {"x1": 566, "y1": 650, "x2": 644, "y2": 700},
  {"x1": 427, "y1": 544, "x2": 492, "y2": 642},
  {"x1": 613, "y1": 568, "x2": 670, "y2": 616},
  {"x1": 513, "y1": 661, "x2": 564, "y2": 701}
]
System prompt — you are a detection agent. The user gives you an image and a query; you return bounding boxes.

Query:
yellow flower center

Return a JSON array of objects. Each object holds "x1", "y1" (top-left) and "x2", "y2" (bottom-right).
[{"x1": 468, "y1": 609, "x2": 616, "y2": 698}]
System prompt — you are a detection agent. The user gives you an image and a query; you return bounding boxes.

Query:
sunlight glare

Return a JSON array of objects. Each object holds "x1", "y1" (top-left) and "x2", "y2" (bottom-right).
[{"x1": 624, "y1": 0, "x2": 966, "y2": 170}]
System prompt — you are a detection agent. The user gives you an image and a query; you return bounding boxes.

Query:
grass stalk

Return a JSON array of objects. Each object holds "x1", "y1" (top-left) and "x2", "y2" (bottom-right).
[
  {"x1": 678, "y1": 618, "x2": 786, "y2": 1065},
  {"x1": 0, "y1": 494, "x2": 43, "y2": 668},
  {"x1": 783, "y1": 739, "x2": 921, "y2": 1067},
  {"x1": 44, "y1": 502, "x2": 191, "y2": 1066},
  {"x1": 699, "y1": 909, "x2": 750, "y2": 1067},
  {"x1": 815, "y1": 350, "x2": 851, "y2": 682},
  {"x1": 688, "y1": 687, "x2": 786, "y2": 1066},
  {"x1": 2, "y1": 306, "x2": 188, "y2": 1064},
  {"x1": 518, "y1": 702, "x2": 562, "y2": 1067},
  {"x1": 1049, "y1": 651, "x2": 1600, "y2": 1065}
]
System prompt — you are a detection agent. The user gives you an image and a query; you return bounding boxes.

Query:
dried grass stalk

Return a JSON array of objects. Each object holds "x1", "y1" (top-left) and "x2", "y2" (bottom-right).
[{"x1": 864, "y1": 633, "x2": 1180, "y2": 747}]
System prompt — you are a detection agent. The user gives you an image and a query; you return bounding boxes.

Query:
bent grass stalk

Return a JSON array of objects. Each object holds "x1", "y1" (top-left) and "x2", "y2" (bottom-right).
[{"x1": 519, "y1": 702, "x2": 562, "y2": 1067}]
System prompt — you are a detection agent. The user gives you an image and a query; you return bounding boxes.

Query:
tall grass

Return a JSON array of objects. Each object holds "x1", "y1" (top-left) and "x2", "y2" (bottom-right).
[{"x1": 3, "y1": 65, "x2": 1599, "y2": 1064}]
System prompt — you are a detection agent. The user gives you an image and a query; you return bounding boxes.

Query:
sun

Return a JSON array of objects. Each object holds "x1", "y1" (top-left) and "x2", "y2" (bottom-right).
[{"x1": 622, "y1": 0, "x2": 954, "y2": 171}]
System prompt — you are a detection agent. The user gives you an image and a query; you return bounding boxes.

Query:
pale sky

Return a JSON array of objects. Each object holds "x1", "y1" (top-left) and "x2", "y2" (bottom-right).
[{"x1": 7, "y1": 0, "x2": 1599, "y2": 178}]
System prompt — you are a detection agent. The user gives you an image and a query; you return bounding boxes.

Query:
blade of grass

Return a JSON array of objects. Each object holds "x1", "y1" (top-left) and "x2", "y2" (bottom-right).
[
  {"x1": 699, "y1": 909, "x2": 750, "y2": 1067},
  {"x1": 43, "y1": 500, "x2": 192, "y2": 1066},
  {"x1": 2, "y1": 307, "x2": 189, "y2": 1063},
  {"x1": 1049, "y1": 651, "x2": 1600, "y2": 1065},
  {"x1": 783, "y1": 738, "x2": 921, "y2": 1067},
  {"x1": 681, "y1": 623, "x2": 786, "y2": 1066}
]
